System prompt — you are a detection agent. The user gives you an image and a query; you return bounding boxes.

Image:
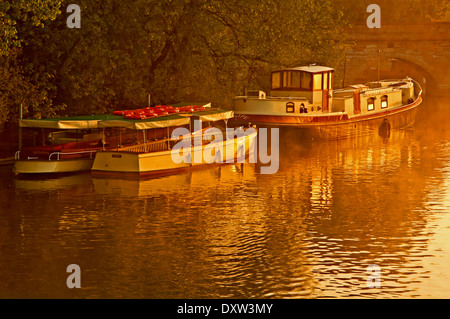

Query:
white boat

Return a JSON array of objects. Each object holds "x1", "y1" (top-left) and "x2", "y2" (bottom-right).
[{"x1": 232, "y1": 65, "x2": 422, "y2": 140}]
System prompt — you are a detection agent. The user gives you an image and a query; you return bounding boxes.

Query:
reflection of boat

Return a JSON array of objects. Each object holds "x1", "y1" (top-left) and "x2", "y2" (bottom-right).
[
  {"x1": 13, "y1": 116, "x2": 107, "y2": 174},
  {"x1": 14, "y1": 172, "x2": 92, "y2": 191},
  {"x1": 233, "y1": 65, "x2": 422, "y2": 140},
  {"x1": 92, "y1": 173, "x2": 192, "y2": 196},
  {"x1": 0, "y1": 156, "x2": 14, "y2": 166},
  {"x1": 265, "y1": 126, "x2": 423, "y2": 226},
  {"x1": 92, "y1": 108, "x2": 258, "y2": 176},
  {"x1": 92, "y1": 163, "x2": 256, "y2": 196}
]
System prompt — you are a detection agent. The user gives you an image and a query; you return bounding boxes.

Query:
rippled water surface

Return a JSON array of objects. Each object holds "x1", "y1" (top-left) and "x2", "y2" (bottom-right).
[{"x1": 1, "y1": 96, "x2": 450, "y2": 298}]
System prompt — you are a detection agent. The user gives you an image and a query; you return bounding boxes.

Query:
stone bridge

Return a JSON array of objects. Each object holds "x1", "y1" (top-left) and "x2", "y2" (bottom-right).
[{"x1": 334, "y1": 23, "x2": 450, "y2": 96}]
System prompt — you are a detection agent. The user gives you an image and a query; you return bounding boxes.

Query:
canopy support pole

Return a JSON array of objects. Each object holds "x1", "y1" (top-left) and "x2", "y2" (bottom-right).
[
  {"x1": 143, "y1": 129, "x2": 147, "y2": 152},
  {"x1": 18, "y1": 103, "x2": 23, "y2": 151},
  {"x1": 224, "y1": 119, "x2": 228, "y2": 139},
  {"x1": 167, "y1": 127, "x2": 170, "y2": 150},
  {"x1": 102, "y1": 128, "x2": 105, "y2": 150}
]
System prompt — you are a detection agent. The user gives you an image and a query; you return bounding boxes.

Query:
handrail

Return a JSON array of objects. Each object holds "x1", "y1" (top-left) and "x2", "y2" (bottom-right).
[
  {"x1": 48, "y1": 149, "x2": 98, "y2": 161},
  {"x1": 409, "y1": 78, "x2": 423, "y2": 97},
  {"x1": 362, "y1": 77, "x2": 422, "y2": 100},
  {"x1": 235, "y1": 95, "x2": 308, "y2": 101},
  {"x1": 379, "y1": 77, "x2": 423, "y2": 98},
  {"x1": 119, "y1": 139, "x2": 169, "y2": 153},
  {"x1": 119, "y1": 129, "x2": 219, "y2": 153},
  {"x1": 114, "y1": 127, "x2": 237, "y2": 154},
  {"x1": 360, "y1": 86, "x2": 394, "y2": 96},
  {"x1": 333, "y1": 89, "x2": 357, "y2": 94}
]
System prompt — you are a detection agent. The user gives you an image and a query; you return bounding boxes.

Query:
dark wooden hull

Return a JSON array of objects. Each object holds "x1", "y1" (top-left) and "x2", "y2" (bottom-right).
[{"x1": 231, "y1": 96, "x2": 421, "y2": 140}]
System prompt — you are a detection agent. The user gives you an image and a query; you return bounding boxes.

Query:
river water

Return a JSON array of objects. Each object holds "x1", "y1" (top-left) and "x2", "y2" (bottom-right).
[{"x1": 1, "y1": 96, "x2": 450, "y2": 299}]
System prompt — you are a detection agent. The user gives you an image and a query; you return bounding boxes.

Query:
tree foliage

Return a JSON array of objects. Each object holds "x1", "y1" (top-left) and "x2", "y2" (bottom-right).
[
  {"x1": 334, "y1": 0, "x2": 450, "y2": 24},
  {"x1": 0, "y1": 0, "x2": 63, "y2": 126},
  {"x1": 1, "y1": 0, "x2": 355, "y2": 126},
  {"x1": 2, "y1": 0, "x2": 449, "y2": 127}
]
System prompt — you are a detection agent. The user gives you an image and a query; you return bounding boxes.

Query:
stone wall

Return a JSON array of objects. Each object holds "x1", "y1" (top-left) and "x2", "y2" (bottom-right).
[{"x1": 335, "y1": 23, "x2": 450, "y2": 96}]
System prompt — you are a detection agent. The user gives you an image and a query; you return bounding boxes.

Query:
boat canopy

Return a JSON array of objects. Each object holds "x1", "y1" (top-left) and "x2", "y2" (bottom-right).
[
  {"x1": 98, "y1": 108, "x2": 234, "y2": 130},
  {"x1": 18, "y1": 115, "x2": 115, "y2": 129},
  {"x1": 192, "y1": 109, "x2": 234, "y2": 122},
  {"x1": 18, "y1": 107, "x2": 233, "y2": 131},
  {"x1": 98, "y1": 114, "x2": 191, "y2": 130}
]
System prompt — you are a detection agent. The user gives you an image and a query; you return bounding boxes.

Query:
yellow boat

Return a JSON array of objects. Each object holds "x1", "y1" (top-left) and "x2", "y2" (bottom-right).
[
  {"x1": 13, "y1": 156, "x2": 97, "y2": 175},
  {"x1": 13, "y1": 115, "x2": 106, "y2": 175},
  {"x1": 91, "y1": 108, "x2": 258, "y2": 176}
]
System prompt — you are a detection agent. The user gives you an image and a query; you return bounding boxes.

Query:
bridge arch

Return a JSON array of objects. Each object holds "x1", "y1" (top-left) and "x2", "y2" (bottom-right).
[
  {"x1": 338, "y1": 23, "x2": 450, "y2": 96},
  {"x1": 354, "y1": 56, "x2": 437, "y2": 96}
]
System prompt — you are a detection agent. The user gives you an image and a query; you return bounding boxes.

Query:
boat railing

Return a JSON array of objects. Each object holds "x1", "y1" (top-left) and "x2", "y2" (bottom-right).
[
  {"x1": 235, "y1": 95, "x2": 308, "y2": 101},
  {"x1": 377, "y1": 78, "x2": 411, "y2": 83},
  {"x1": 192, "y1": 130, "x2": 215, "y2": 142},
  {"x1": 119, "y1": 138, "x2": 169, "y2": 153},
  {"x1": 373, "y1": 77, "x2": 423, "y2": 99},
  {"x1": 118, "y1": 128, "x2": 221, "y2": 153},
  {"x1": 360, "y1": 86, "x2": 395, "y2": 97},
  {"x1": 333, "y1": 88, "x2": 357, "y2": 94},
  {"x1": 266, "y1": 96, "x2": 308, "y2": 101},
  {"x1": 48, "y1": 150, "x2": 98, "y2": 161},
  {"x1": 409, "y1": 78, "x2": 423, "y2": 98}
]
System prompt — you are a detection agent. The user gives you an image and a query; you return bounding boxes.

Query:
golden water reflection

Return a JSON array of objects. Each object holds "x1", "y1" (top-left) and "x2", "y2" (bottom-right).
[{"x1": 1, "y1": 97, "x2": 450, "y2": 298}]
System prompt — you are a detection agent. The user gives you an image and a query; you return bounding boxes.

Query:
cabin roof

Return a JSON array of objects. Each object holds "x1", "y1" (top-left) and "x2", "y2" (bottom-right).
[{"x1": 273, "y1": 65, "x2": 334, "y2": 73}]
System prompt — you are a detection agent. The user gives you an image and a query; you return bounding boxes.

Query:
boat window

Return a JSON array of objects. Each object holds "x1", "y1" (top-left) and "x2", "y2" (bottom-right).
[
  {"x1": 323, "y1": 73, "x2": 328, "y2": 90},
  {"x1": 313, "y1": 73, "x2": 322, "y2": 90},
  {"x1": 290, "y1": 71, "x2": 301, "y2": 88},
  {"x1": 381, "y1": 95, "x2": 388, "y2": 108},
  {"x1": 329, "y1": 72, "x2": 332, "y2": 89},
  {"x1": 301, "y1": 72, "x2": 312, "y2": 89},
  {"x1": 367, "y1": 97, "x2": 375, "y2": 111},
  {"x1": 272, "y1": 72, "x2": 281, "y2": 89},
  {"x1": 283, "y1": 71, "x2": 301, "y2": 88},
  {"x1": 286, "y1": 102, "x2": 295, "y2": 113},
  {"x1": 283, "y1": 72, "x2": 288, "y2": 89}
]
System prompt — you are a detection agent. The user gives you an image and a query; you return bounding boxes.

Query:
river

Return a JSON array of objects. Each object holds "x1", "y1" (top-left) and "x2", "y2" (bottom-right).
[{"x1": 1, "y1": 95, "x2": 450, "y2": 298}]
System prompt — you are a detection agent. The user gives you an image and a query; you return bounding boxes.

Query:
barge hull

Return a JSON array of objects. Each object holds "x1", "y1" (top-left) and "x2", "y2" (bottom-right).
[{"x1": 232, "y1": 97, "x2": 420, "y2": 140}]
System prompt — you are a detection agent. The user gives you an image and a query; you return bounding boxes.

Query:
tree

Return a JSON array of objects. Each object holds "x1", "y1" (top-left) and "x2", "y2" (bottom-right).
[
  {"x1": 0, "y1": 0, "x2": 63, "y2": 127},
  {"x1": 1, "y1": 0, "x2": 349, "y2": 127},
  {"x1": 333, "y1": 0, "x2": 450, "y2": 24}
]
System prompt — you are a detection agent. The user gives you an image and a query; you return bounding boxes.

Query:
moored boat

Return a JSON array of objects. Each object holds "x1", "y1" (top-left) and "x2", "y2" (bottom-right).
[
  {"x1": 13, "y1": 115, "x2": 107, "y2": 174},
  {"x1": 91, "y1": 108, "x2": 258, "y2": 176},
  {"x1": 232, "y1": 65, "x2": 422, "y2": 140}
]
